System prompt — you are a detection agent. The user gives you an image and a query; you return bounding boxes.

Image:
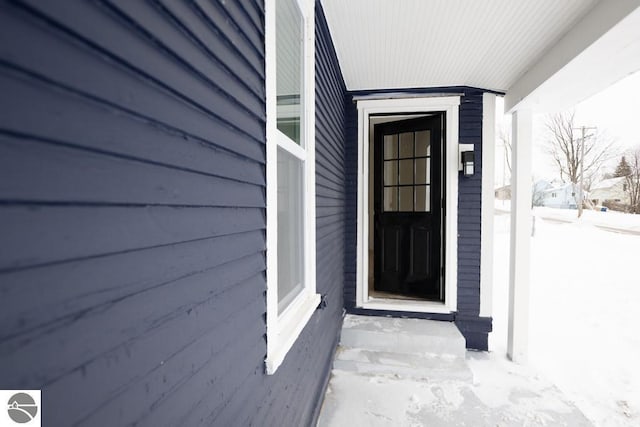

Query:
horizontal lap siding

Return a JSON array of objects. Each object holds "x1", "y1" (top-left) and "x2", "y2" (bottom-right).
[
  {"x1": 250, "y1": 2, "x2": 347, "y2": 425},
  {"x1": 455, "y1": 90, "x2": 491, "y2": 350},
  {"x1": 457, "y1": 92, "x2": 483, "y2": 298},
  {"x1": 314, "y1": 0, "x2": 346, "y2": 335},
  {"x1": 344, "y1": 98, "x2": 359, "y2": 307},
  {"x1": 0, "y1": 1, "x2": 344, "y2": 425},
  {"x1": 0, "y1": 1, "x2": 267, "y2": 425}
]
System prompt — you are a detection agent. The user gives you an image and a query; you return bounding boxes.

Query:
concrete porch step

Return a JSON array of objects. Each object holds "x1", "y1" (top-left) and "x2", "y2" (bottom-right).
[
  {"x1": 333, "y1": 346, "x2": 473, "y2": 382},
  {"x1": 320, "y1": 315, "x2": 594, "y2": 427},
  {"x1": 339, "y1": 314, "x2": 466, "y2": 359}
]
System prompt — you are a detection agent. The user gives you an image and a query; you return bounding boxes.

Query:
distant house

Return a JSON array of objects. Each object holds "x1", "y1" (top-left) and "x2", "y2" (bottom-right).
[
  {"x1": 541, "y1": 182, "x2": 583, "y2": 209},
  {"x1": 590, "y1": 177, "x2": 630, "y2": 205}
]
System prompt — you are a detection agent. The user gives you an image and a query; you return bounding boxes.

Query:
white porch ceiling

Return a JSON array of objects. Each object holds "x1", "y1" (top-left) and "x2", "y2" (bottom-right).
[{"x1": 320, "y1": 0, "x2": 599, "y2": 92}]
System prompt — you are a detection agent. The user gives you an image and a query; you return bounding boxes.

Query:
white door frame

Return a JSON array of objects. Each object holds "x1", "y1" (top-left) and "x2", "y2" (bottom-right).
[{"x1": 355, "y1": 96, "x2": 460, "y2": 314}]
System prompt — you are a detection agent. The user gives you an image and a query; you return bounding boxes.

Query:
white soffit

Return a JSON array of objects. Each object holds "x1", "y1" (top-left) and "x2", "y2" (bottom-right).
[
  {"x1": 505, "y1": 2, "x2": 640, "y2": 113},
  {"x1": 320, "y1": 0, "x2": 599, "y2": 92}
]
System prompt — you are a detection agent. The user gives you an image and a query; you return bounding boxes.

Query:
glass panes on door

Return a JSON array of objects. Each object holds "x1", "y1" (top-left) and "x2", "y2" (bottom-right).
[{"x1": 382, "y1": 130, "x2": 431, "y2": 212}]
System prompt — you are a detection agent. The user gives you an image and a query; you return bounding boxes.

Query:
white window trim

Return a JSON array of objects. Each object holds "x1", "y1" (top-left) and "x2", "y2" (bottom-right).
[
  {"x1": 355, "y1": 96, "x2": 460, "y2": 314},
  {"x1": 265, "y1": 0, "x2": 319, "y2": 375}
]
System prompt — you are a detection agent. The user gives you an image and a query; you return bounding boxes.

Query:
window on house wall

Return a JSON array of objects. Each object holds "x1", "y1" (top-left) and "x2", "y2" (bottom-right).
[{"x1": 265, "y1": 0, "x2": 318, "y2": 375}]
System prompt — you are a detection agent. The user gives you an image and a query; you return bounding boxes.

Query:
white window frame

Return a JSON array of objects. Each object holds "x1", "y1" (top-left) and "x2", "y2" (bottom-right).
[
  {"x1": 265, "y1": 0, "x2": 319, "y2": 375},
  {"x1": 355, "y1": 96, "x2": 460, "y2": 314}
]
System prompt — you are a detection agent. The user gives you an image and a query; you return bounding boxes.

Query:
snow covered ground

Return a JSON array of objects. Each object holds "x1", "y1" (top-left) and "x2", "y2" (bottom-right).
[
  {"x1": 319, "y1": 315, "x2": 592, "y2": 427},
  {"x1": 490, "y1": 204, "x2": 640, "y2": 426}
]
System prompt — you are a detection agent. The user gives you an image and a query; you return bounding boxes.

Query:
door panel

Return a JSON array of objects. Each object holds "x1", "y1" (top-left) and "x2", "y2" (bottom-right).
[
  {"x1": 382, "y1": 226, "x2": 401, "y2": 273},
  {"x1": 373, "y1": 115, "x2": 443, "y2": 299},
  {"x1": 410, "y1": 226, "x2": 430, "y2": 277}
]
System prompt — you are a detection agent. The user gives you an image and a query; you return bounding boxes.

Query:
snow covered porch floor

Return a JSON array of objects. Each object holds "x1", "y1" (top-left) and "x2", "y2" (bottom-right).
[{"x1": 317, "y1": 315, "x2": 592, "y2": 426}]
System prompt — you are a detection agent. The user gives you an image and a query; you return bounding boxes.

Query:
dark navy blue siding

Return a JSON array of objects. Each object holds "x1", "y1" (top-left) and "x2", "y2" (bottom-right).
[
  {"x1": 343, "y1": 87, "x2": 492, "y2": 350},
  {"x1": 454, "y1": 89, "x2": 492, "y2": 350},
  {"x1": 250, "y1": 2, "x2": 347, "y2": 426},
  {"x1": 0, "y1": 1, "x2": 345, "y2": 425},
  {"x1": 344, "y1": 91, "x2": 359, "y2": 312},
  {"x1": 314, "y1": 0, "x2": 347, "y2": 327}
]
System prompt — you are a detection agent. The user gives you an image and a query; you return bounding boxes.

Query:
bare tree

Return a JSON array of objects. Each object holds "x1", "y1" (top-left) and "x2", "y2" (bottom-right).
[
  {"x1": 499, "y1": 125, "x2": 512, "y2": 176},
  {"x1": 544, "y1": 112, "x2": 616, "y2": 184},
  {"x1": 495, "y1": 123, "x2": 512, "y2": 190},
  {"x1": 625, "y1": 148, "x2": 640, "y2": 214},
  {"x1": 531, "y1": 178, "x2": 546, "y2": 207},
  {"x1": 543, "y1": 112, "x2": 618, "y2": 213}
]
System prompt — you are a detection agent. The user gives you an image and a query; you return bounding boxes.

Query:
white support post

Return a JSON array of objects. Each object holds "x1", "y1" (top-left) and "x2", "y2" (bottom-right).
[{"x1": 507, "y1": 109, "x2": 532, "y2": 364}]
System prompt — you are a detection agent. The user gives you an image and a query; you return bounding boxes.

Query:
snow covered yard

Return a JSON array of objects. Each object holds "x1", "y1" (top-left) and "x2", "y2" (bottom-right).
[{"x1": 491, "y1": 206, "x2": 640, "y2": 426}]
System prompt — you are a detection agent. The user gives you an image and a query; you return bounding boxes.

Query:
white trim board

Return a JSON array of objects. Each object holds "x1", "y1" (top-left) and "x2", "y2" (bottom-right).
[
  {"x1": 355, "y1": 96, "x2": 460, "y2": 314},
  {"x1": 480, "y1": 93, "x2": 496, "y2": 318}
]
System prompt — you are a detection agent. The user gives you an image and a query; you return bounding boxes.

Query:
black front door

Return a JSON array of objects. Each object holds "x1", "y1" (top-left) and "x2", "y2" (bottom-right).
[{"x1": 373, "y1": 115, "x2": 443, "y2": 299}]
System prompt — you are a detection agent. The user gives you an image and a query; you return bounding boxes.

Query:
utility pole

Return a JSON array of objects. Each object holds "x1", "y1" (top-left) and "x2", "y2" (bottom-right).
[{"x1": 575, "y1": 126, "x2": 597, "y2": 218}]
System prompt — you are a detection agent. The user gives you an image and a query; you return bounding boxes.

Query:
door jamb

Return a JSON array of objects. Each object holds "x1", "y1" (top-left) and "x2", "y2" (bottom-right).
[{"x1": 356, "y1": 96, "x2": 460, "y2": 314}]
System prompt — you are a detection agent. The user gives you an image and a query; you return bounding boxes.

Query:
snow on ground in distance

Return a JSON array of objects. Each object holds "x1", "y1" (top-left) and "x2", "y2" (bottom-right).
[{"x1": 491, "y1": 204, "x2": 640, "y2": 426}]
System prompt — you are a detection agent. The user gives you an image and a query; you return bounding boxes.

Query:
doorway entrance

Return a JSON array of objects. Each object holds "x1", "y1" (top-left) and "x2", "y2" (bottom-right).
[
  {"x1": 372, "y1": 115, "x2": 444, "y2": 300},
  {"x1": 355, "y1": 95, "x2": 460, "y2": 314}
]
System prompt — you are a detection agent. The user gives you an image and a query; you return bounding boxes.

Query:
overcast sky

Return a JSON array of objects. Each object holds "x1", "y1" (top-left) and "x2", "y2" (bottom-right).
[{"x1": 496, "y1": 70, "x2": 640, "y2": 184}]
